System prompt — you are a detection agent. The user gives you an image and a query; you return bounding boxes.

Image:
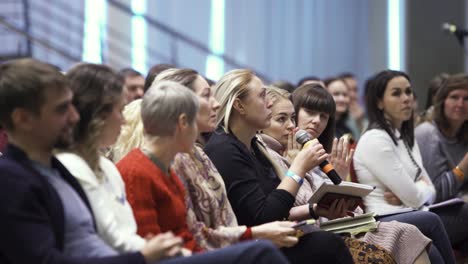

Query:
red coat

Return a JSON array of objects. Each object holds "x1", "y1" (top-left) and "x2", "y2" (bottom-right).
[{"x1": 117, "y1": 149, "x2": 202, "y2": 252}]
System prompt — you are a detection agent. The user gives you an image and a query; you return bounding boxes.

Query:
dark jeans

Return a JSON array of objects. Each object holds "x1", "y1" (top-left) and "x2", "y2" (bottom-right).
[
  {"x1": 432, "y1": 203, "x2": 468, "y2": 252},
  {"x1": 281, "y1": 231, "x2": 353, "y2": 264},
  {"x1": 380, "y1": 211, "x2": 455, "y2": 264},
  {"x1": 161, "y1": 240, "x2": 288, "y2": 264}
]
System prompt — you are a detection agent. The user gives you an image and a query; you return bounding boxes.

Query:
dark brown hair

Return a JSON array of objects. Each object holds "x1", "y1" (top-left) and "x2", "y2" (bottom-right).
[
  {"x1": 297, "y1": 75, "x2": 321, "y2": 87},
  {"x1": 432, "y1": 73, "x2": 468, "y2": 142},
  {"x1": 365, "y1": 70, "x2": 414, "y2": 147},
  {"x1": 425, "y1": 73, "x2": 450, "y2": 110},
  {"x1": 292, "y1": 83, "x2": 336, "y2": 152},
  {"x1": 0, "y1": 58, "x2": 67, "y2": 130},
  {"x1": 118, "y1": 67, "x2": 143, "y2": 79},
  {"x1": 144, "y1": 63, "x2": 175, "y2": 92}
]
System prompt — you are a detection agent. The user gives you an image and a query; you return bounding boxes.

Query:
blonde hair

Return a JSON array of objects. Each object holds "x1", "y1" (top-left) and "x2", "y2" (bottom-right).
[
  {"x1": 266, "y1": 85, "x2": 291, "y2": 105},
  {"x1": 109, "y1": 99, "x2": 144, "y2": 162},
  {"x1": 214, "y1": 69, "x2": 256, "y2": 133},
  {"x1": 215, "y1": 72, "x2": 286, "y2": 180}
]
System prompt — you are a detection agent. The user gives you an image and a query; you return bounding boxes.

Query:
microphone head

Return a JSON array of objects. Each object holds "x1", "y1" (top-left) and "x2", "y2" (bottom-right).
[
  {"x1": 442, "y1": 22, "x2": 456, "y2": 33},
  {"x1": 295, "y1": 129, "x2": 312, "y2": 145}
]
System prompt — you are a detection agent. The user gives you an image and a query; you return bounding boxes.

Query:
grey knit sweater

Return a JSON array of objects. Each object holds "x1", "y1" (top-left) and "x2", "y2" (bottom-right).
[{"x1": 415, "y1": 121, "x2": 468, "y2": 202}]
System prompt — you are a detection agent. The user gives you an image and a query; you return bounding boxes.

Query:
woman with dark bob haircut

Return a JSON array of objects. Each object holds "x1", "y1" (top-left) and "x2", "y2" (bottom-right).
[
  {"x1": 291, "y1": 83, "x2": 336, "y2": 153},
  {"x1": 354, "y1": 70, "x2": 462, "y2": 263}
]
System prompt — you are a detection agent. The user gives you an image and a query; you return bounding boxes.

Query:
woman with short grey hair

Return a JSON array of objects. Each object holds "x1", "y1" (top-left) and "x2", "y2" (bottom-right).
[
  {"x1": 118, "y1": 80, "x2": 201, "y2": 253},
  {"x1": 142, "y1": 81, "x2": 199, "y2": 136}
]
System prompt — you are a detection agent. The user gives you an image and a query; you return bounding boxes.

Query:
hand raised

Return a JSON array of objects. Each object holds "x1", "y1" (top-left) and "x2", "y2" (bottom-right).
[{"x1": 328, "y1": 136, "x2": 354, "y2": 180}]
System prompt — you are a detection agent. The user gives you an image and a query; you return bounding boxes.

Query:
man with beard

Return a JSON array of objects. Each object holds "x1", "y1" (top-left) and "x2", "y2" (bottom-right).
[{"x1": 0, "y1": 59, "x2": 289, "y2": 264}]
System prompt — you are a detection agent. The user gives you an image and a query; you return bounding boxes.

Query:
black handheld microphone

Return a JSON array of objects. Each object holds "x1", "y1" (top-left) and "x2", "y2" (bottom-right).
[{"x1": 295, "y1": 129, "x2": 342, "y2": 185}]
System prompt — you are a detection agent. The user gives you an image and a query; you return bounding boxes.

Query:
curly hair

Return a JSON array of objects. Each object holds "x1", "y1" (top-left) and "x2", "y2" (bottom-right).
[{"x1": 65, "y1": 63, "x2": 123, "y2": 177}]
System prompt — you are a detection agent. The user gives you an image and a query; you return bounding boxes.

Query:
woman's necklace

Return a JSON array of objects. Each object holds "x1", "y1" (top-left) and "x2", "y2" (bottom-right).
[{"x1": 403, "y1": 141, "x2": 422, "y2": 181}]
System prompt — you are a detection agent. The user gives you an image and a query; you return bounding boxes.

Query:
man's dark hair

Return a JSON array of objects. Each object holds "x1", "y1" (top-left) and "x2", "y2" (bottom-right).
[
  {"x1": 118, "y1": 68, "x2": 143, "y2": 79},
  {"x1": 144, "y1": 64, "x2": 175, "y2": 92},
  {"x1": 297, "y1": 76, "x2": 321, "y2": 87},
  {"x1": 338, "y1": 72, "x2": 356, "y2": 79},
  {"x1": 0, "y1": 58, "x2": 67, "y2": 130}
]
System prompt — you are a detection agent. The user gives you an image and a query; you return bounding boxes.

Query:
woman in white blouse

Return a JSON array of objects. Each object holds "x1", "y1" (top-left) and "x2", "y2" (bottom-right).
[
  {"x1": 354, "y1": 69, "x2": 467, "y2": 259},
  {"x1": 354, "y1": 71, "x2": 435, "y2": 213}
]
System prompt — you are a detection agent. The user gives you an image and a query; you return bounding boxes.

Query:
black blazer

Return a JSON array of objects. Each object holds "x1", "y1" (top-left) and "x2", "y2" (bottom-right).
[{"x1": 0, "y1": 144, "x2": 144, "y2": 264}]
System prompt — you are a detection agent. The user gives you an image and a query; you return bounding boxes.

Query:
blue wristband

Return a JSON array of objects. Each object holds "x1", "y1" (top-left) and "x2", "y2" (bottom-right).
[{"x1": 286, "y1": 170, "x2": 304, "y2": 186}]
